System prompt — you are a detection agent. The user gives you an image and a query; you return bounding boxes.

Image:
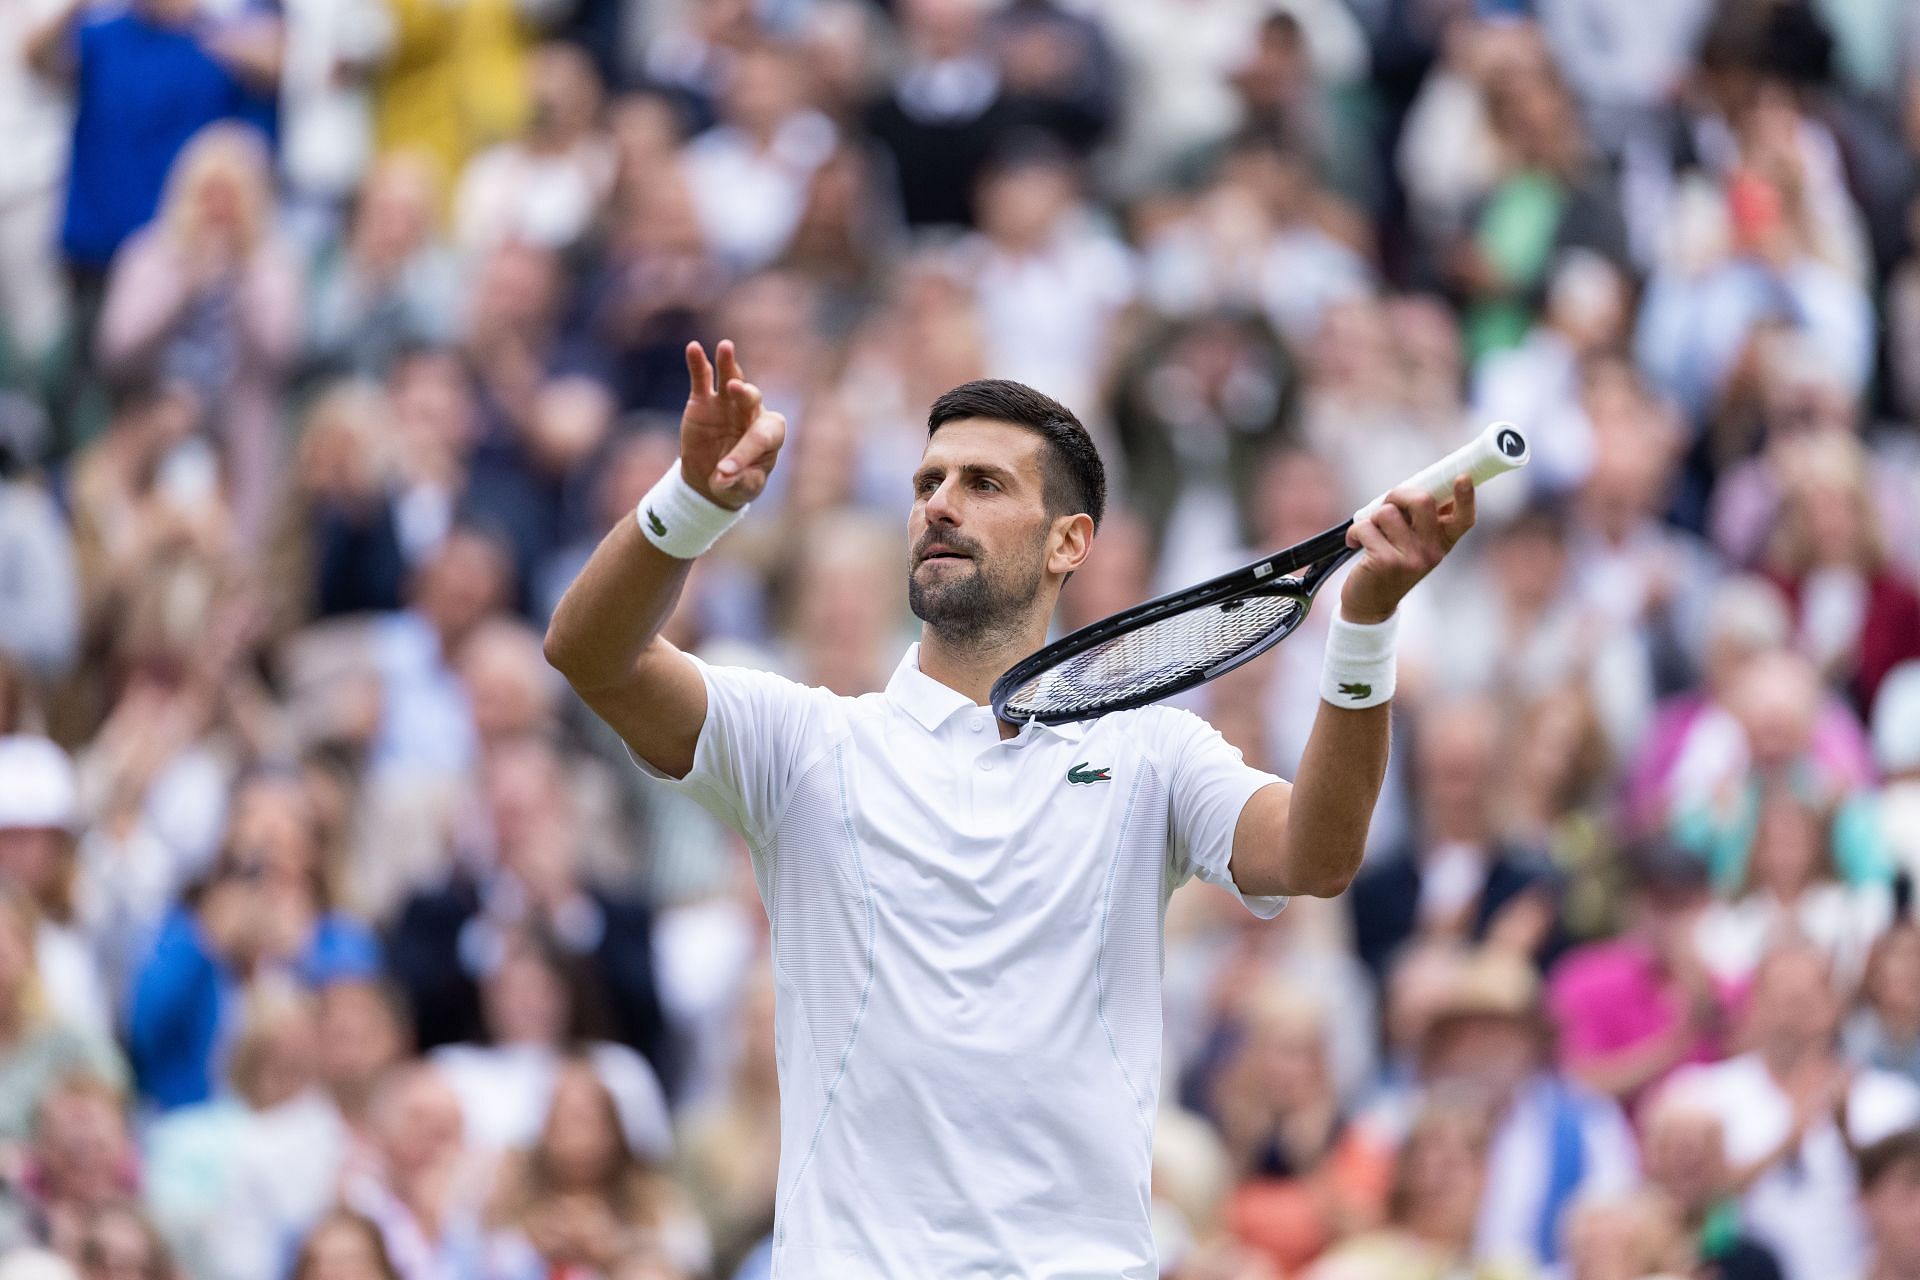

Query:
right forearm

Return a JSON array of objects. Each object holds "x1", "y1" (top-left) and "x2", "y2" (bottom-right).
[{"x1": 543, "y1": 513, "x2": 692, "y2": 692}]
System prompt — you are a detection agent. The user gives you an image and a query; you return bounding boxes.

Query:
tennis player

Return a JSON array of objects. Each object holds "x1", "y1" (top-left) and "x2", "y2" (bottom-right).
[{"x1": 544, "y1": 340, "x2": 1477, "y2": 1277}]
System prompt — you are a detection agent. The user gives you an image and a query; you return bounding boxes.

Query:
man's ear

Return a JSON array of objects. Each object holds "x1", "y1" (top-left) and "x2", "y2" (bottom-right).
[{"x1": 1047, "y1": 512, "x2": 1095, "y2": 578}]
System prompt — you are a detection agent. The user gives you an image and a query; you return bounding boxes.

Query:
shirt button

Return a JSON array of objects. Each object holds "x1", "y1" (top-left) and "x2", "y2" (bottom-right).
[
  {"x1": 978, "y1": 758, "x2": 993, "y2": 771},
  {"x1": 970, "y1": 720, "x2": 984, "y2": 733}
]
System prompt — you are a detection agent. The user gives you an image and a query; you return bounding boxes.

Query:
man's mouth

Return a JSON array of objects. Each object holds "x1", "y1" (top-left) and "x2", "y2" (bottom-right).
[{"x1": 920, "y1": 545, "x2": 972, "y2": 564}]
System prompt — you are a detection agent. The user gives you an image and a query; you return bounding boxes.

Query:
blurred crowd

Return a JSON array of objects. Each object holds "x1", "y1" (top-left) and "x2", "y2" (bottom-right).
[{"x1": 4, "y1": 0, "x2": 1920, "y2": 1278}]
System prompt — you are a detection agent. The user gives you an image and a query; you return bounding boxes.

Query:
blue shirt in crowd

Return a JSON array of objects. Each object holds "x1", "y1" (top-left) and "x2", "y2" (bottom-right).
[{"x1": 60, "y1": 10, "x2": 269, "y2": 270}]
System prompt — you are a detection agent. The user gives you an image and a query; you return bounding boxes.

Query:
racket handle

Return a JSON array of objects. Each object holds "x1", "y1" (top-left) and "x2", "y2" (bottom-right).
[{"x1": 1354, "y1": 422, "x2": 1530, "y2": 522}]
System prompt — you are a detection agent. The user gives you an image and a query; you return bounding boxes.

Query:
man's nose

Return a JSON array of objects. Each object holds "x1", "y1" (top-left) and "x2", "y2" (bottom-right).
[{"x1": 925, "y1": 478, "x2": 962, "y2": 526}]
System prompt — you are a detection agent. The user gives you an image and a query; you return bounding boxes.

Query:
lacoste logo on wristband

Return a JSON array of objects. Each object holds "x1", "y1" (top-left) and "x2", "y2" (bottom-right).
[
  {"x1": 646, "y1": 508, "x2": 668, "y2": 537},
  {"x1": 1066, "y1": 762, "x2": 1112, "y2": 785},
  {"x1": 1337, "y1": 682, "x2": 1373, "y2": 700}
]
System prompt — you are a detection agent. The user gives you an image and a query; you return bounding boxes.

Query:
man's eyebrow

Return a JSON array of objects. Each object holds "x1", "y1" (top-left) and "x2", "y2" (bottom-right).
[{"x1": 914, "y1": 461, "x2": 1018, "y2": 487}]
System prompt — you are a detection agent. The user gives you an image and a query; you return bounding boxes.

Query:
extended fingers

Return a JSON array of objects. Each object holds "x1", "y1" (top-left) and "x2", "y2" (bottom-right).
[
  {"x1": 685, "y1": 342, "x2": 714, "y2": 399},
  {"x1": 716, "y1": 340, "x2": 743, "y2": 391},
  {"x1": 724, "y1": 377, "x2": 764, "y2": 433},
  {"x1": 713, "y1": 410, "x2": 787, "y2": 499}
]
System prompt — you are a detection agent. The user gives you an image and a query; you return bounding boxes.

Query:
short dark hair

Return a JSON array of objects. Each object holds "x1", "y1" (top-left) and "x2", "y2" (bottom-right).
[{"x1": 926, "y1": 379, "x2": 1106, "y2": 530}]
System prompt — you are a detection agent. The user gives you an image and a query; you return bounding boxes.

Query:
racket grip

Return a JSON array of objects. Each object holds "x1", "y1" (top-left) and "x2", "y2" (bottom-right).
[{"x1": 1353, "y1": 422, "x2": 1530, "y2": 522}]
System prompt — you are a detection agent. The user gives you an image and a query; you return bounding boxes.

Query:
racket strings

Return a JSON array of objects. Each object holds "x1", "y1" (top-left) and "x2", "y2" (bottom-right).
[{"x1": 1001, "y1": 594, "x2": 1307, "y2": 720}]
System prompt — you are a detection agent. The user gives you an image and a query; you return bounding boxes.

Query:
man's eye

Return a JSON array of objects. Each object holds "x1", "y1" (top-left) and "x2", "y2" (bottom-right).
[{"x1": 974, "y1": 478, "x2": 998, "y2": 492}]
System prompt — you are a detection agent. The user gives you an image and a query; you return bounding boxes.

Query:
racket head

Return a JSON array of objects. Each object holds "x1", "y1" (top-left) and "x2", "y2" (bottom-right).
[{"x1": 990, "y1": 534, "x2": 1354, "y2": 724}]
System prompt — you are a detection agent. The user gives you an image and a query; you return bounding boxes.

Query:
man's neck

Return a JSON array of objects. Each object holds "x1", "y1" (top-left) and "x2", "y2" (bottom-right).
[{"x1": 917, "y1": 620, "x2": 1049, "y2": 726}]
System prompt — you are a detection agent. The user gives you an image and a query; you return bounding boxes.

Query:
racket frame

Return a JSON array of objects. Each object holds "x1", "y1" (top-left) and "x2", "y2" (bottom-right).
[{"x1": 990, "y1": 522, "x2": 1357, "y2": 724}]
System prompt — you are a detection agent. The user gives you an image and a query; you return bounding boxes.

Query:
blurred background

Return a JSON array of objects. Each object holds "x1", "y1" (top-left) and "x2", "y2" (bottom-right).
[{"x1": 2, "y1": 0, "x2": 1920, "y2": 1277}]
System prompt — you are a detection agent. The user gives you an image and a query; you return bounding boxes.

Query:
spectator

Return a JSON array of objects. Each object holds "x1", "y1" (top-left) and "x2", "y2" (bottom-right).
[
  {"x1": 370, "y1": 0, "x2": 552, "y2": 189},
  {"x1": 364, "y1": 526, "x2": 514, "y2": 782},
  {"x1": 425, "y1": 927, "x2": 672, "y2": 1164},
  {"x1": 144, "y1": 985, "x2": 348, "y2": 1280},
  {"x1": 306, "y1": 154, "x2": 463, "y2": 382},
  {"x1": 1304, "y1": 1094, "x2": 1526, "y2": 1280},
  {"x1": 75, "y1": 1203, "x2": 179, "y2": 1280},
  {"x1": 1859, "y1": 1128, "x2": 1920, "y2": 1280},
  {"x1": 1555, "y1": 1190, "x2": 1693, "y2": 1280},
  {"x1": 341, "y1": 1063, "x2": 490, "y2": 1280},
  {"x1": 389, "y1": 735, "x2": 670, "y2": 1076},
  {"x1": 21, "y1": 1075, "x2": 139, "y2": 1261},
  {"x1": 0, "y1": 885, "x2": 125, "y2": 1148},
  {"x1": 282, "y1": 382, "x2": 411, "y2": 622},
  {"x1": 0, "y1": 736, "x2": 108, "y2": 1037},
  {"x1": 680, "y1": 40, "x2": 836, "y2": 272},
  {"x1": 0, "y1": 398, "x2": 80, "y2": 680},
  {"x1": 1639, "y1": 1085, "x2": 1784, "y2": 1280},
  {"x1": 1547, "y1": 842, "x2": 1735, "y2": 1108},
  {"x1": 1628, "y1": 581, "x2": 1876, "y2": 837},
  {"x1": 864, "y1": 0, "x2": 1013, "y2": 228},
  {"x1": 1667, "y1": 942, "x2": 1920, "y2": 1280},
  {"x1": 29, "y1": 0, "x2": 278, "y2": 278},
  {"x1": 315, "y1": 978, "x2": 412, "y2": 1142},
  {"x1": 95, "y1": 123, "x2": 302, "y2": 551},
  {"x1": 1450, "y1": 59, "x2": 1628, "y2": 363},
  {"x1": 1205, "y1": 980, "x2": 1391, "y2": 1274},
  {"x1": 1761, "y1": 434, "x2": 1920, "y2": 719},
  {"x1": 1407, "y1": 947, "x2": 1637, "y2": 1270},
  {"x1": 959, "y1": 142, "x2": 1135, "y2": 417},
  {"x1": 1693, "y1": 781, "x2": 1892, "y2": 986},
  {"x1": 1348, "y1": 700, "x2": 1564, "y2": 982},
  {"x1": 1846, "y1": 922, "x2": 1920, "y2": 1087},
  {"x1": 1109, "y1": 313, "x2": 1295, "y2": 559},
  {"x1": 479, "y1": 1055, "x2": 709, "y2": 1277},
  {"x1": 292, "y1": 1209, "x2": 401, "y2": 1280},
  {"x1": 455, "y1": 42, "x2": 614, "y2": 256},
  {"x1": 127, "y1": 772, "x2": 382, "y2": 1110}
]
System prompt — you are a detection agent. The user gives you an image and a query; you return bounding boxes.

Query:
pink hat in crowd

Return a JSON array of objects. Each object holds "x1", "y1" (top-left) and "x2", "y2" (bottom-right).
[{"x1": 0, "y1": 735, "x2": 78, "y2": 833}]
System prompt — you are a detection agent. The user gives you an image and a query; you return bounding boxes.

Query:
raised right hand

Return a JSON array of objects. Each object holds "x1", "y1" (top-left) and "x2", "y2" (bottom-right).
[{"x1": 680, "y1": 339, "x2": 786, "y2": 510}]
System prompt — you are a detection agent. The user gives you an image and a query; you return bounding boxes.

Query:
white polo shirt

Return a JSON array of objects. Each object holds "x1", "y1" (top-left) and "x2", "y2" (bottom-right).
[{"x1": 641, "y1": 644, "x2": 1285, "y2": 1278}]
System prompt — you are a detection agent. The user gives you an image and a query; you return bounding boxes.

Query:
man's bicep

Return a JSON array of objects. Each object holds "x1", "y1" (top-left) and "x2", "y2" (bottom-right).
[
  {"x1": 575, "y1": 639, "x2": 709, "y2": 781},
  {"x1": 1227, "y1": 780, "x2": 1294, "y2": 893},
  {"x1": 603, "y1": 649, "x2": 838, "y2": 842}
]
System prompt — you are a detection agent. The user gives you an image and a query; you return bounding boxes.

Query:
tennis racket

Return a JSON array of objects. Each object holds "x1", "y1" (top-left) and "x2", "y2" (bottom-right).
[{"x1": 990, "y1": 423, "x2": 1531, "y2": 724}]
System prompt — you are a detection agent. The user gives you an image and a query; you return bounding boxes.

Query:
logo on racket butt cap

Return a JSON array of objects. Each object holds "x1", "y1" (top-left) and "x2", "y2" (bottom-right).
[{"x1": 1496, "y1": 427, "x2": 1525, "y2": 459}]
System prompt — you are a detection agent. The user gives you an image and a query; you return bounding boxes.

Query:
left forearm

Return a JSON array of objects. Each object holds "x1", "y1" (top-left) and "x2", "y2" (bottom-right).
[
  {"x1": 1230, "y1": 698, "x2": 1388, "y2": 899},
  {"x1": 1272, "y1": 700, "x2": 1389, "y2": 897}
]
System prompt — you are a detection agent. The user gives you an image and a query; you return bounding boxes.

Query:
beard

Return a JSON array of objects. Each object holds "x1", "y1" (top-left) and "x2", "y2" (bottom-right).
[{"x1": 907, "y1": 533, "x2": 1046, "y2": 644}]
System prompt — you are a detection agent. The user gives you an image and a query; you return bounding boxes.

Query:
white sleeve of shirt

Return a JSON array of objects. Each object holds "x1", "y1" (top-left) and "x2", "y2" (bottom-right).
[
  {"x1": 1151, "y1": 708, "x2": 1289, "y2": 919},
  {"x1": 628, "y1": 653, "x2": 841, "y2": 847}
]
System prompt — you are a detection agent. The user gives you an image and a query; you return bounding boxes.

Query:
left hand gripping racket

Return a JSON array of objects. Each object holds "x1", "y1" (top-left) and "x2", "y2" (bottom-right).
[{"x1": 990, "y1": 423, "x2": 1531, "y2": 724}]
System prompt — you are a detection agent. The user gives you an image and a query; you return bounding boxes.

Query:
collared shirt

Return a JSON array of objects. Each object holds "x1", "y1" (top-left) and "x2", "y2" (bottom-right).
[{"x1": 640, "y1": 644, "x2": 1284, "y2": 1278}]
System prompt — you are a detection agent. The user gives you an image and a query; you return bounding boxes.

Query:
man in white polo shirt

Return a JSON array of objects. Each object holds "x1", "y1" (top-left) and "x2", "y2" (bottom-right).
[{"x1": 544, "y1": 341, "x2": 1477, "y2": 1277}]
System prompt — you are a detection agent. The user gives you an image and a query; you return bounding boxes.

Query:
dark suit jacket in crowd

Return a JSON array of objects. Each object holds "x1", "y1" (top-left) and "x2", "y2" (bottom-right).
[
  {"x1": 1346, "y1": 842, "x2": 1566, "y2": 983},
  {"x1": 387, "y1": 875, "x2": 676, "y2": 1096}
]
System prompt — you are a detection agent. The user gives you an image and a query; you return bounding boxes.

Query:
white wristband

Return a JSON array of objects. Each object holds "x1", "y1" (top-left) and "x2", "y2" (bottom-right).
[
  {"x1": 1321, "y1": 610, "x2": 1398, "y2": 709},
  {"x1": 636, "y1": 460, "x2": 748, "y2": 559}
]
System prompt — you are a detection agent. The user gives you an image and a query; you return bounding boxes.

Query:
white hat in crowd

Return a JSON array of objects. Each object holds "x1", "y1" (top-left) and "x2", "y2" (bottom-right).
[{"x1": 0, "y1": 735, "x2": 78, "y2": 833}]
